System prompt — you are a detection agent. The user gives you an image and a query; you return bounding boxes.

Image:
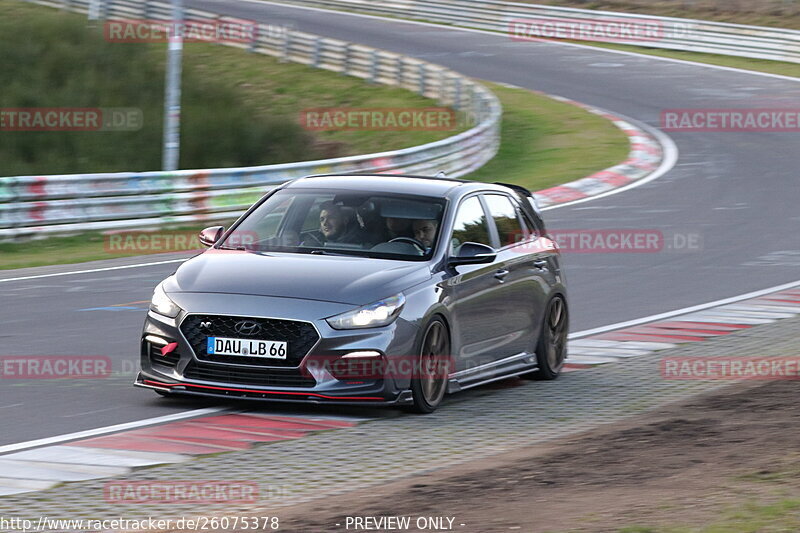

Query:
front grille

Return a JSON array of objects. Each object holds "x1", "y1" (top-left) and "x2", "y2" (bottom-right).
[
  {"x1": 183, "y1": 361, "x2": 316, "y2": 388},
  {"x1": 180, "y1": 314, "x2": 319, "y2": 367},
  {"x1": 148, "y1": 342, "x2": 180, "y2": 368}
]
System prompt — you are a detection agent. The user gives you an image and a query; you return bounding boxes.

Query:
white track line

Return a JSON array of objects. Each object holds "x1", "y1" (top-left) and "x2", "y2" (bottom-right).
[
  {"x1": 568, "y1": 279, "x2": 800, "y2": 339},
  {"x1": 0, "y1": 407, "x2": 226, "y2": 456},
  {"x1": 0, "y1": 258, "x2": 186, "y2": 283}
]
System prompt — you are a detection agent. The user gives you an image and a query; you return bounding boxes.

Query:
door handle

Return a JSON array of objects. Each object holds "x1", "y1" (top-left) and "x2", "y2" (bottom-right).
[
  {"x1": 532, "y1": 259, "x2": 547, "y2": 269},
  {"x1": 494, "y1": 269, "x2": 510, "y2": 281}
]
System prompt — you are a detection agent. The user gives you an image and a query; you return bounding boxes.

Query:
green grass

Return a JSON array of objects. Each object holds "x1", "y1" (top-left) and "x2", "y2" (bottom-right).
[
  {"x1": 0, "y1": 0, "x2": 464, "y2": 175},
  {"x1": 0, "y1": 83, "x2": 630, "y2": 270},
  {"x1": 186, "y1": 44, "x2": 471, "y2": 157},
  {"x1": 466, "y1": 82, "x2": 629, "y2": 191},
  {"x1": 618, "y1": 499, "x2": 800, "y2": 533}
]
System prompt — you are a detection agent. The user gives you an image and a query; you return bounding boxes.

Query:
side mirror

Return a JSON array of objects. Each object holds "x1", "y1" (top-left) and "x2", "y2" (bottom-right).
[
  {"x1": 448, "y1": 242, "x2": 497, "y2": 266},
  {"x1": 198, "y1": 226, "x2": 224, "y2": 247}
]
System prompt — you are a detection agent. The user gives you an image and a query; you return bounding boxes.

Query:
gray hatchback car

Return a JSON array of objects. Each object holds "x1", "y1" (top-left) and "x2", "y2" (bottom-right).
[{"x1": 135, "y1": 174, "x2": 568, "y2": 413}]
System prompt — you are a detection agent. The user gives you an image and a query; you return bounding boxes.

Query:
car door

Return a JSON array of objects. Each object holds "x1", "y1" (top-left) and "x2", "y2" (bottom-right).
[
  {"x1": 446, "y1": 195, "x2": 510, "y2": 372},
  {"x1": 484, "y1": 193, "x2": 554, "y2": 356}
]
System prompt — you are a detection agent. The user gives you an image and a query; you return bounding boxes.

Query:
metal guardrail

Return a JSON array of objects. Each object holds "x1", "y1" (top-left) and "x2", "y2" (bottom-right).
[
  {"x1": 1, "y1": 0, "x2": 501, "y2": 238},
  {"x1": 267, "y1": 0, "x2": 800, "y2": 64}
]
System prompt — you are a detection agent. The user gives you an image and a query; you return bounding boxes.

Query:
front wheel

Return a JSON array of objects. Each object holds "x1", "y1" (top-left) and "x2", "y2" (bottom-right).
[
  {"x1": 526, "y1": 295, "x2": 568, "y2": 380},
  {"x1": 406, "y1": 318, "x2": 450, "y2": 414}
]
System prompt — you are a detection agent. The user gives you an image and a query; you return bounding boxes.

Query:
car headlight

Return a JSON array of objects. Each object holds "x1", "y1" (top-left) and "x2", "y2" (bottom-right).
[
  {"x1": 326, "y1": 294, "x2": 405, "y2": 330},
  {"x1": 149, "y1": 282, "x2": 182, "y2": 318}
]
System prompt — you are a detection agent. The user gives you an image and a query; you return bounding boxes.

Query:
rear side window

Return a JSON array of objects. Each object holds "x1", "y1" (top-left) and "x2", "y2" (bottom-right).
[
  {"x1": 450, "y1": 196, "x2": 492, "y2": 254},
  {"x1": 484, "y1": 194, "x2": 526, "y2": 248}
]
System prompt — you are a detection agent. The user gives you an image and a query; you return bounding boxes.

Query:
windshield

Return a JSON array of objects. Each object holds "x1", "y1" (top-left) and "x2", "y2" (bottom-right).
[{"x1": 220, "y1": 188, "x2": 446, "y2": 261}]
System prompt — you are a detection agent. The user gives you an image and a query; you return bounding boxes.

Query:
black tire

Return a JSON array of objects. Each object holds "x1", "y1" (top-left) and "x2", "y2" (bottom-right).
[
  {"x1": 406, "y1": 318, "x2": 450, "y2": 414},
  {"x1": 525, "y1": 295, "x2": 568, "y2": 380}
]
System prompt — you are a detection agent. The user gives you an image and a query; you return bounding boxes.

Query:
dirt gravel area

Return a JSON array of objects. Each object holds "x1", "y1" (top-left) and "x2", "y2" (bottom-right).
[{"x1": 271, "y1": 380, "x2": 800, "y2": 532}]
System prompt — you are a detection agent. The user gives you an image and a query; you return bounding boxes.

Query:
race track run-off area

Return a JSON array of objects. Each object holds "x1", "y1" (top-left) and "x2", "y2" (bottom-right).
[{"x1": 1, "y1": 0, "x2": 799, "y2": 530}]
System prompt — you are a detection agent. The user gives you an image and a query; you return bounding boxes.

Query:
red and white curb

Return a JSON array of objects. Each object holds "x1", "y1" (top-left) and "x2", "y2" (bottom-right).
[
  {"x1": 564, "y1": 287, "x2": 800, "y2": 370},
  {"x1": 531, "y1": 93, "x2": 664, "y2": 209},
  {"x1": 0, "y1": 413, "x2": 362, "y2": 496}
]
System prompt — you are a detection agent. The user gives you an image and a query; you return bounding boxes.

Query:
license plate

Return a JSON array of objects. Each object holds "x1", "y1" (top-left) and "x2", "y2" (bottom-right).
[{"x1": 206, "y1": 336, "x2": 288, "y2": 359}]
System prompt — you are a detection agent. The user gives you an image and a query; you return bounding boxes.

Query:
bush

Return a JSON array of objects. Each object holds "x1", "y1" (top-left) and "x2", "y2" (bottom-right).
[{"x1": 0, "y1": 8, "x2": 316, "y2": 175}]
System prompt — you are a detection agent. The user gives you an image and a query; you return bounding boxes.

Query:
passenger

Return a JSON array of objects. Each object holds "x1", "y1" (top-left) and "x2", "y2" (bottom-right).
[{"x1": 412, "y1": 219, "x2": 439, "y2": 251}]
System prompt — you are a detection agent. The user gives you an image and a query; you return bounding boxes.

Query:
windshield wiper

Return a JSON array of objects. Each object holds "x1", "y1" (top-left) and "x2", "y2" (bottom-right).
[{"x1": 216, "y1": 245, "x2": 246, "y2": 250}]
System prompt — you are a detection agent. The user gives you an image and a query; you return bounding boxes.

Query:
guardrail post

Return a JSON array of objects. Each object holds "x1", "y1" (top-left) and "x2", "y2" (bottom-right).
[
  {"x1": 466, "y1": 84, "x2": 477, "y2": 126},
  {"x1": 369, "y1": 50, "x2": 379, "y2": 84},
  {"x1": 453, "y1": 77, "x2": 462, "y2": 110},
  {"x1": 396, "y1": 56, "x2": 404, "y2": 86},
  {"x1": 312, "y1": 37, "x2": 322, "y2": 67},
  {"x1": 342, "y1": 43, "x2": 351, "y2": 75},
  {"x1": 87, "y1": 0, "x2": 104, "y2": 20},
  {"x1": 418, "y1": 63, "x2": 426, "y2": 96},
  {"x1": 281, "y1": 30, "x2": 292, "y2": 63},
  {"x1": 248, "y1": 23, "x2": 259, "y2": 53}
]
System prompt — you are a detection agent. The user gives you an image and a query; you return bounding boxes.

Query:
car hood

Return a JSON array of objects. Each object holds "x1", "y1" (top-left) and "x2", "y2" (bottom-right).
[{"x1": 166, "y1": 249, "x2": 431, "y2": 305}]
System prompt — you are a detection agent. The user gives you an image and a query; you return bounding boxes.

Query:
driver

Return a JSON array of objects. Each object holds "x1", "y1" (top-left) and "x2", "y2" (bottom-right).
[{"x1": 412, "y1": 218, "x2": 439, "y2": 251}]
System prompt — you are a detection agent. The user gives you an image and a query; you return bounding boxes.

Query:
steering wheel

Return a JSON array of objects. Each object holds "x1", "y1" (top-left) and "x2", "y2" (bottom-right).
[
  {"x1": 301, "y1": 231, "x2": 324, "y2": 246},
  {"x1": 389, "y1": 237, "x2": 426, "y2": 253}
]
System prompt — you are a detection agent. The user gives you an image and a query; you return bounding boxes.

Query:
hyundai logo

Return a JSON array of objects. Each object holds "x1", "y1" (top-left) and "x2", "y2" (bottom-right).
[
  {"x1": 233, "y1": 320, "x2": 262, "y2": 336},
  {"x1": 200, "y1": 321, "x2": 212, "y2": 329}
]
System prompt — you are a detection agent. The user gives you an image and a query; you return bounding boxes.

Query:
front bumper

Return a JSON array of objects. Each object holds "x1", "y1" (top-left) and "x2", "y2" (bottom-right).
[
  {"x1": 137, "y1": 300, "x2": 420, "y2": 406},
  {"x1": 134, "y1": 372, "x2": 414, "y2": 406}
]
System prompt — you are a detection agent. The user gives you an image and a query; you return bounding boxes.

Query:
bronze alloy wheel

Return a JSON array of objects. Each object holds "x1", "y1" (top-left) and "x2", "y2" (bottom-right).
[
  {"x1": 528, "y1": 295, "x2": 568, "y2": 381},
  {"x1": 408, "y1": 318, "x2": 450, "y2": 413}
]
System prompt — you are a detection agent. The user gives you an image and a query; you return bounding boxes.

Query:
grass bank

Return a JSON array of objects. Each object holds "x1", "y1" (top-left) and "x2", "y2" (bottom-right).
[{"x1": 0, "y1": 0, "x2": 464, "y2": 175}]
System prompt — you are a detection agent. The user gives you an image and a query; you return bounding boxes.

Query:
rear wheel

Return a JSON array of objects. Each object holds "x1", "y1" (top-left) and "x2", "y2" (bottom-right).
[
  {"x1": 526, "y1": 295, "x2": 568, "y2": 380},
  {"x1": 407, "y1": 318, "x2": 450, "y2": 414}
]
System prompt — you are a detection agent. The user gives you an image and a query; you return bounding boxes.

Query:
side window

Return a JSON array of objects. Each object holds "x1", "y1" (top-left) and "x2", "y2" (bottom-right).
[
  {"x1": 450, "y1": 196, "x2": 492, "y2": 254},
  {"x1": 301, "y1": 195, "x2": 336, "y2": 232},
  {"x1": 484, "y1": 194, "x2": 526, "y2": 248},
  {"x1": 233, "y1": 195, "x2": 293, "y2": 242},
  {"x1": 518, "y1": 209, "x2": 538, "y2": 238}
]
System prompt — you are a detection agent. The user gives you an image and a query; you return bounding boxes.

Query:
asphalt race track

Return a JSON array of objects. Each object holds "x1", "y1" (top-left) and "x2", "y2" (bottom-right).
[{"x1": 1, "y1": 1, "x2": 798, "y2": 447}]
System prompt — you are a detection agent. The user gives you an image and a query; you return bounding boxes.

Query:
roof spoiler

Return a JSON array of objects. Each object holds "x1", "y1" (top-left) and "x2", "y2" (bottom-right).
[
  {"x1": 494, "y1": 182, "x2": 532, "y2": 196},
  {"x1": 495, "y1": 182, "x2": 543, "y2": 217}
]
